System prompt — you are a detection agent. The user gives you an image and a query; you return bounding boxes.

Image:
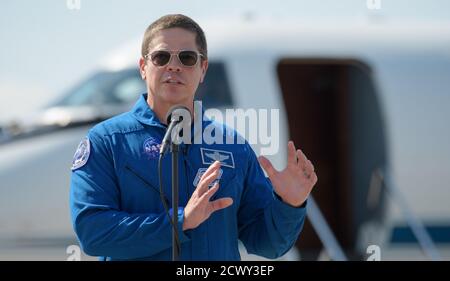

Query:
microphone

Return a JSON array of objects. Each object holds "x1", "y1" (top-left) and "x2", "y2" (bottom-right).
[
  {"x1": 157, "y1": 105, "x2": 192, "y2": 260},
  {"x1": 159, "y1": 105, "x2": 192, "y2": 155}
]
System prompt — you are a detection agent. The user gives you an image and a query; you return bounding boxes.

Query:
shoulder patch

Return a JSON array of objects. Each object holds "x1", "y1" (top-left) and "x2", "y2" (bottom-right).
[{"x1": 71, "y1": 136, "x2": 91, "y2": 170}]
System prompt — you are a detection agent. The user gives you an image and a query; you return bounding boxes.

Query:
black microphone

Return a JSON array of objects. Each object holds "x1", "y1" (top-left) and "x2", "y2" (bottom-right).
[{"x1": 159, "y1": 105, "x2": 192, "y2": 155}]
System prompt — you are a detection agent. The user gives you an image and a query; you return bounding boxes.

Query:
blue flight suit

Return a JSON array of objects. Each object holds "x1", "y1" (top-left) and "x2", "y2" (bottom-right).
[{"x1": 70, "y1": 93, "x2": 306, "y2": 261}]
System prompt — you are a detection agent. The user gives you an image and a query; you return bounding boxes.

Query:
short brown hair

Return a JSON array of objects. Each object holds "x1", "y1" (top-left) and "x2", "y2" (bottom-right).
[{"x1": 141, "y1": 14, "x2": 207, "y2": 59}]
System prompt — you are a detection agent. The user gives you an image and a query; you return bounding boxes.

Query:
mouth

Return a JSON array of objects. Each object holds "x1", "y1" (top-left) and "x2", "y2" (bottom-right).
[{"x1": 163, "y1": 77, "x2": 184, "y2": 85}]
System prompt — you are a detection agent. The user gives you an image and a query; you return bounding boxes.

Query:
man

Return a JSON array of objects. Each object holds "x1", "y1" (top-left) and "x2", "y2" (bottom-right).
[{"x1": 70, "y1": 14, "x2": 317, "y2": 261}]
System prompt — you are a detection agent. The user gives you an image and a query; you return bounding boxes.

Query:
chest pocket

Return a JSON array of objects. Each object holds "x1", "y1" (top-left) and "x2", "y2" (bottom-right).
[
  {"x1": 121, "y1": 151, "x2": 196, "y2": 213},
  {"x1": 120, "y1": 158, "x2": 168, "y2": 213}
]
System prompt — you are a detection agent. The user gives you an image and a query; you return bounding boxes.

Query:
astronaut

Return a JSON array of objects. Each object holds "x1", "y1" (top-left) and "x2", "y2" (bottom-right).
[{"x1": 70, "y1": 14, "x2": 317, "y2": 261}]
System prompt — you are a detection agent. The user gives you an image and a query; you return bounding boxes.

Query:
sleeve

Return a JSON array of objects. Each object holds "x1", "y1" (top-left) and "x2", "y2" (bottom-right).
[
  {"x1": 237, "y1": 144, "x2": 307, "y2": 259},
  {"x1": 69, "y1": 130, "x2": 190, "y2": 259}
]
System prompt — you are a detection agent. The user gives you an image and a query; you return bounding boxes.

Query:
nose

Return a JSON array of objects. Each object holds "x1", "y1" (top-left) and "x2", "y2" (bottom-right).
[{"x1": 167, "y1": 54, "x2": 182, "y2": 72}]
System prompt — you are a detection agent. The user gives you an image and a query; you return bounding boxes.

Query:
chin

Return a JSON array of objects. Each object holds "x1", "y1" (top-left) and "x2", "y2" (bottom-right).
[{"x1": 161, "y1": 92, "x2": 191, "y2": 105}]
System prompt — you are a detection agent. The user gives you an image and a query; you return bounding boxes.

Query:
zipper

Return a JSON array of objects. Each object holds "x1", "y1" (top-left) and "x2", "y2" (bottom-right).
[{"x1": 125, "y1": 164, "x2": 170, "y2": 206}]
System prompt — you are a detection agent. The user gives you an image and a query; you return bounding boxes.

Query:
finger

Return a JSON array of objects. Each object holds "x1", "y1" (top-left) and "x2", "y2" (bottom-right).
[
  {"x1": 200, "y1": 161, "x2": 221, "y2": 182},
  {"x1": 311, "y1": 172, "x2": 318, "y2": 185},
  {"x1": 197, "y1": 167, "x2": 221, "y2": 195},
  {"x1": 201, "y1": 182, "x2": 220, "y2": 201},
  {"x1": 287, "y1": 141, "x2": 297, "y2": 165},
  {"x1": 195, "y1": 161, "x2": 220, "y2": 195},
  {"x1": 208, "y1": 197, "x2": 233, "y2": 214},
  {"x1": 307, "y1": 160, "x2": 315, "y2": 172},
  {"x1": 297, "y1": 150, "x2": 315, "y2": 181},
  {"x1": 296, "y1": 149, "x2": 308, "y2": 168},
  {"x1": 258, "y1": 155, "x2": 277, "y2": 178}
]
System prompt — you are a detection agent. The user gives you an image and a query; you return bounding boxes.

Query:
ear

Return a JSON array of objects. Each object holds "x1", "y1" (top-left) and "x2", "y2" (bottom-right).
[
  {"x1": 199, "y1": 59, "x2": 209, "y2": 83},
  {"x1": 139, "y1": 57, "x2": 147, "y2": 80}
]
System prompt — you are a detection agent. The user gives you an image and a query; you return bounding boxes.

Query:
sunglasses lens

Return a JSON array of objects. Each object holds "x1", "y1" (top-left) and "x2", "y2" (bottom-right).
[
  {"x1": 179, "y1": 51, "x2": 198, "y2": 66},
  {"x1": 151, "y1": 51, "x2": 171, "y2": 66}
]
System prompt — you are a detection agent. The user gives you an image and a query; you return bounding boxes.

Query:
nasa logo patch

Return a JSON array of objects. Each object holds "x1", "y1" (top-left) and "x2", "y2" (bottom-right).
[
  {"x1": 143, "y1": 137, "x2": 161, "y2": 159},
  {"x1": 71, "y1": 136, "x2": 90, "y2": 170}
]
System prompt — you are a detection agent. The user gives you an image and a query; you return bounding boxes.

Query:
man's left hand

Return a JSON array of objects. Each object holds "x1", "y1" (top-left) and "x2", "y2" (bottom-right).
[{"x1": 258, "y1": 141, "x2": 317, "y2": 207}]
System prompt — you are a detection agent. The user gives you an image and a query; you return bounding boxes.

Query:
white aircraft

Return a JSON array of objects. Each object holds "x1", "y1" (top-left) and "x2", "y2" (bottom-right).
[{"x1": 1, "y1": 18, "x2": 449, "y2": 260}]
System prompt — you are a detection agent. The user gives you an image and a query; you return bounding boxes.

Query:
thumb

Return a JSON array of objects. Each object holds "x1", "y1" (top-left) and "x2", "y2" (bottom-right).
[
  {"x1": 258, "y1": 156, "x2": 276, "y2": 178},
  {"x1": 209, "y1": 197, "x2": 233, "y2": 214}
]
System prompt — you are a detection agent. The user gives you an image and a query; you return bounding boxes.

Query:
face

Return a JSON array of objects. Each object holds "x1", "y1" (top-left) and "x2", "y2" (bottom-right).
[{"x1": 139, "y1": 27, "x2": 208, "y2": 110}]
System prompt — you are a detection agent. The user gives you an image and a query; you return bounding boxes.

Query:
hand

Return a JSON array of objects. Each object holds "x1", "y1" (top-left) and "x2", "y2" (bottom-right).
[
  {"x1": 183, "y1": 161, "x2": 233, "y2": 231},
  {"x1": 258, "y1": 141, "x2": 317, "y2": 207}
]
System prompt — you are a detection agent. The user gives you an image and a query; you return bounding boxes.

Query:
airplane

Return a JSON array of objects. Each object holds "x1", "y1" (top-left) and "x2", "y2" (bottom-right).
[{"x1": 1, "y1": 18, "x2": 449, "y2": 260}]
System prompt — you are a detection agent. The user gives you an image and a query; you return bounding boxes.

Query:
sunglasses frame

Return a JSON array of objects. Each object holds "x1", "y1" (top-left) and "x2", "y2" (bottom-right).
[{"x1": 144, "y1": 50, "x2": 204, "y2": 67}]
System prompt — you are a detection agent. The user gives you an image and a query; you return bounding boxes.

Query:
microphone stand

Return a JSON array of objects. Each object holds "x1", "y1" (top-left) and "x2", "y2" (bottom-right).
[
  {"x1": 171, "y1": 140, "x2": 180, "y2": 261},
  {"x1": 160, "y1": 105, "x2": 191, "y2": 261}
]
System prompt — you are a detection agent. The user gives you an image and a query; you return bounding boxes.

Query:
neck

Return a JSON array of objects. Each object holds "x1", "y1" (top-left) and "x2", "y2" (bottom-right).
[{"x1": 146, "y1": 95, "x2": 195, "y2": 125}]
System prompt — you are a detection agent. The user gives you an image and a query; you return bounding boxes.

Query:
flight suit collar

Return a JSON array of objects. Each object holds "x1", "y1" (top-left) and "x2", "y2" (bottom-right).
[
  {"x1": 131, "y1": 93, "x2": 167, "y2": 129},
  {"x1": 131, "y1": 93, "x2": 207, "y2": 144}
]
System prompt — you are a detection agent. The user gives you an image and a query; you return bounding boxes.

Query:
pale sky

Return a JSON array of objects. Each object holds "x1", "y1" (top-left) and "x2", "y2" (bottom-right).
[{"x1": 1, "y1": 0, "x2": 450, "y2": 121}]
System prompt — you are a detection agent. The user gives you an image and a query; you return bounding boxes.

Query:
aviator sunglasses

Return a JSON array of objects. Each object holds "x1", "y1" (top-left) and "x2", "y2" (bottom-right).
[{"x1": 144, "y1": 50, "x2": 204, "y2": 67}]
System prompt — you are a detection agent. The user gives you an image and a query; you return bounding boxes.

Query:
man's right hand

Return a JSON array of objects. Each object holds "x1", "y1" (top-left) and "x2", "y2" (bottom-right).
[{"x1": 182, "y1": 161, "x2": 233, "y2": 231}]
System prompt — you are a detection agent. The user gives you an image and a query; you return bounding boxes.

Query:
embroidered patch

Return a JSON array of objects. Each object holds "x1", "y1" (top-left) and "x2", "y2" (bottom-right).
[
  {"x1": 71, "y1": 136, "x2": 90, "y2": 170},
  {"x1": 193, "y1": 168, "x2": 223, "y2": 187},
  {"x1": 200, "y1": 148, "x2": 235, "y2": 168},
  {"x1": 143, "y1": 137, "x2": 162, "y2": 159}
]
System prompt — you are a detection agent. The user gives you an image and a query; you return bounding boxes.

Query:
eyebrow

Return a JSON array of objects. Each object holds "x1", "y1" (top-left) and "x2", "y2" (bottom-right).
[{"x1": 150, "y1": 49, "x2": 199, "y2": 53}]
